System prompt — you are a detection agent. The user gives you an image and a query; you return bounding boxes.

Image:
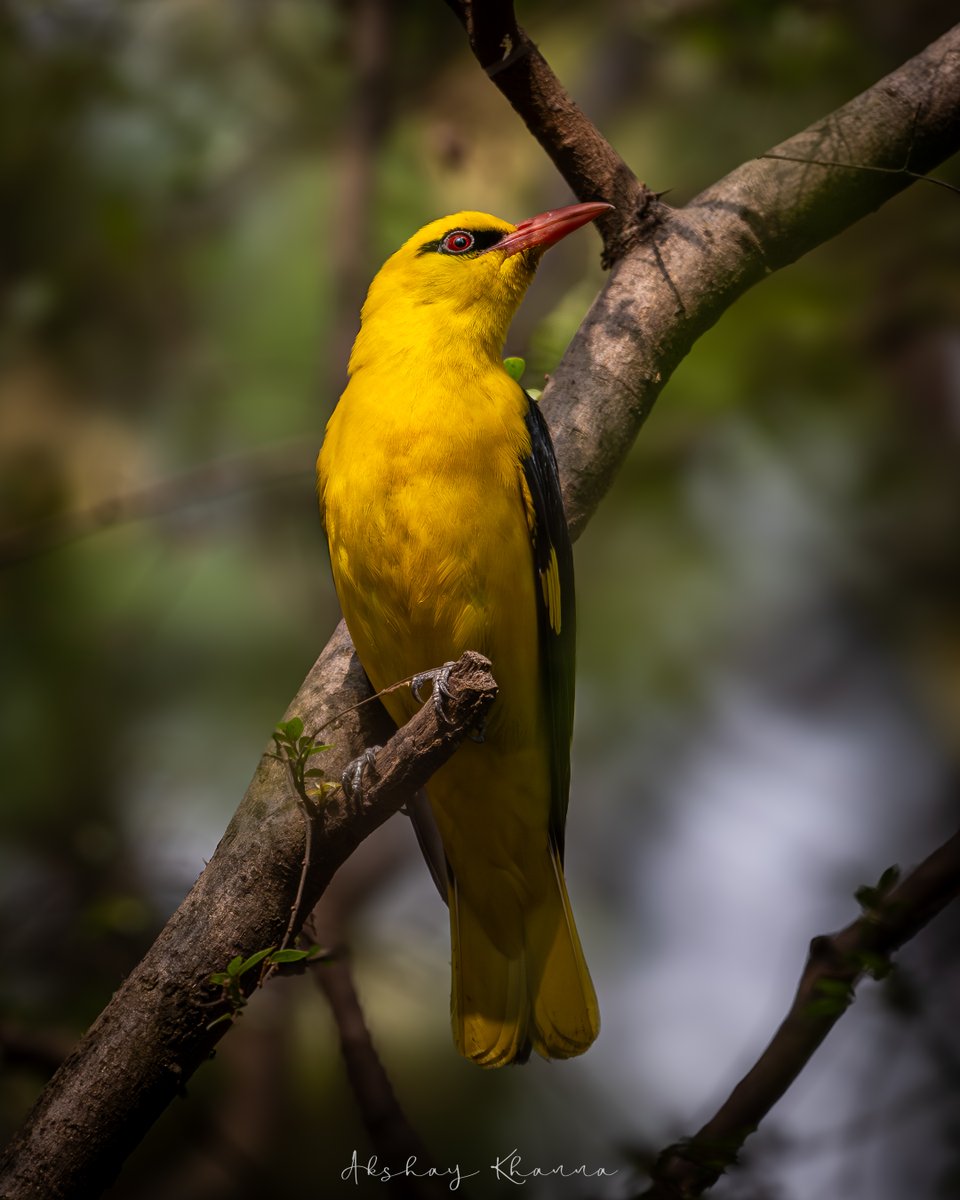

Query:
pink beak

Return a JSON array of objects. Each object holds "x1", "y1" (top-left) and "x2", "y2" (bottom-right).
[{"x1": 494, "y1": 201, "x2": 614, "y2": 257}]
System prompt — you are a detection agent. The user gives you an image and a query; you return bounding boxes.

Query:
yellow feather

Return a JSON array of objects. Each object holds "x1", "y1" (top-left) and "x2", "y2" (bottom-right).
[{"x1": 318, "y1": 209, "x2": 599, "y2": 1066}]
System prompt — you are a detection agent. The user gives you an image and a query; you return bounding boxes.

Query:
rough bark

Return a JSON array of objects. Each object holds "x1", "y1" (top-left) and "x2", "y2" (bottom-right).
[{"x1": 544, "y1": 22, "x2": 960, "y2": 538}]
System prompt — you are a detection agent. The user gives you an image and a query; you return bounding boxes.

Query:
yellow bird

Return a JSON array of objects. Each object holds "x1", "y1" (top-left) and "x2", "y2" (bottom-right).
[{"x1": 317, "y1": 202, "x2": 610, "y2": 1066}]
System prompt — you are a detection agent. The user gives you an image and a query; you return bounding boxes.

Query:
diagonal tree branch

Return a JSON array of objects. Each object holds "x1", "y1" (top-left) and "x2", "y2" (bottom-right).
[
  {"x1": 311, "y1": 947, "x2": 450, "y2": 1200},
  {"x1": 543, "y1": 21, "x2": 960, "y2": 539},
  {"x1": 2, "y1": 16, "x2": 959, "y2": 1200},
  {"x1": 443, "y1": 0, "x2": 656, "y2": 264},
  {"x1": 641, "y1": 828, "x2": 960, "y2": 1198}
]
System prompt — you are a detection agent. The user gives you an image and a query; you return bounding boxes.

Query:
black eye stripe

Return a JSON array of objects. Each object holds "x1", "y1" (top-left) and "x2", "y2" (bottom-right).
[{"x1": 416, "y1": 227, "x2": 506, "y2": 257}]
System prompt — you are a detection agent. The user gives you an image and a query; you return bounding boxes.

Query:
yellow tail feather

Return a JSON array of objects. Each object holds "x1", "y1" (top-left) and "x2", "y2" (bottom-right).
[
  {"x1": 449, "y1": 849, "x2": 599, "y2": 1067},
  {"x1": 450, "y1": 879, "x2": 530, "y2": 1067},
  {"x1": 527, "y1": 845, "x2": 600, "y2": 1060}
]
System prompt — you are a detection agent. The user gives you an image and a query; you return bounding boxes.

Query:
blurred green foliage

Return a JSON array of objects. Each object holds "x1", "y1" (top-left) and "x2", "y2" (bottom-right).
[{"x1": 1, "y1": 1, "x2": 959, "y2": 1197}]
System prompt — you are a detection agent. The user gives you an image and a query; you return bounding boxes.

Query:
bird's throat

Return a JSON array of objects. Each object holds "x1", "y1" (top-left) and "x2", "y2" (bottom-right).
[{"x1": 348, "y1": 296, "x2": 517, "y2": 383}]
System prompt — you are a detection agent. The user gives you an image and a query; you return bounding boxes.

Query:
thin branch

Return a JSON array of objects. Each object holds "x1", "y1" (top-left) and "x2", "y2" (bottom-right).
[
  {"x1": 0, "y1": 650, "x2": 497, "y2": 1200},
  {"x1": 641, "y1": 829, "x2": 960, "y2": 1199},
  {"x1": 443, "y1": 0, "x2": 657, "y2": 265},
  {"x1": 759, "y1": 151, "x2": 960, "y2": 196},
  {"x1": 311, "y1": 945, "x2": 451, "y2": 1200},
  {"x1": 0, "y1": 436, "x2": 316, "y2": 568}
]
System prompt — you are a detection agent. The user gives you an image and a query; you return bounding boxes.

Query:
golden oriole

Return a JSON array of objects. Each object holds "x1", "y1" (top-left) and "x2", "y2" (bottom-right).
[{"x1": 317, "y1": 202, "x2": 610, "y2": 1066}]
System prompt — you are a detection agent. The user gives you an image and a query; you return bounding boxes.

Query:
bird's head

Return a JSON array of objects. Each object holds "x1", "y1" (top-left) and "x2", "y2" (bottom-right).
[{"x1": 352, "y1": 202, "x2": 612, "y2": 370}]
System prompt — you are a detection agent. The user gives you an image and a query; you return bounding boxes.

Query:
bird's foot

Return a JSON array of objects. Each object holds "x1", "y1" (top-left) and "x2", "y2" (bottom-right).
[
  {"x1": 341, "y1": 745, "x2": 382, "y2": 801},
  {"x1": 411, "y1": 661, "x2": 457, "y2": 725}
]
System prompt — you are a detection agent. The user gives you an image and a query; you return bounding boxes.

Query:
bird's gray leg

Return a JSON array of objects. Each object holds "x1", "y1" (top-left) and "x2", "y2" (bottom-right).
[
  {"x1": 341, "y1": 745, "x2": 382, "y2": 800},
  {"x1": 411, "y1": 661, "x2": 486, "y2": 742},
  {"x1": 411, "y1": 661, "x2": 457, "y2": 724}
]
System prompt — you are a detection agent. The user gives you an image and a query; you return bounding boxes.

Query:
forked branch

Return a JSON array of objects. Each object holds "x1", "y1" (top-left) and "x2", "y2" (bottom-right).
[
  {"x1": 444, "y1": 0, "x2": 658, "y2": 264},
  {"x1": 642, "y1": 828, "x2": 960, "y2": 1198}
]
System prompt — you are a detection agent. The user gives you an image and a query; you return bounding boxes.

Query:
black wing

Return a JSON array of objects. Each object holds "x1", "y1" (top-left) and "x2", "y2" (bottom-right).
[{"x1": 519, "y1": 393, "x2": 576, "y2": 862}]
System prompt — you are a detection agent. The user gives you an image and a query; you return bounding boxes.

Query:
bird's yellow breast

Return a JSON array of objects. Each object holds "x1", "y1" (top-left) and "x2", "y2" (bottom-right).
[{"x1": 318, "y1": 355, "x2": 542, "y2": 753}]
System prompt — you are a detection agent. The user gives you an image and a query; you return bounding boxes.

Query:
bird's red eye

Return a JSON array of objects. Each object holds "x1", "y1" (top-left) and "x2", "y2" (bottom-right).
[{"x1": 442, "y1": 231, "x2": 475, "y2": 254}]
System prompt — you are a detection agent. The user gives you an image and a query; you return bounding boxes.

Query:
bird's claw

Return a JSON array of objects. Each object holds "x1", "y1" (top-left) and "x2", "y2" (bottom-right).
[
  {"x1": 341, "y1": 745, "x2": 382, "y2": 800},
  {"x1": 411, "y1": 661, "x2": 457, "y2": 725}
]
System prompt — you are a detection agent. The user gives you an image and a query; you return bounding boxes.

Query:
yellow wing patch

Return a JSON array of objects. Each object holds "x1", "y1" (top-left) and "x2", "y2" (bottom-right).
[
  {"x1": 519, "y1": 472, "x2": 536, "y2": 535},
  {"x1": 539, "y1": 547, "x2": 562, "y2": 635},
  {"x1": 521, "y1": 472, "x2": 562, "y2": 635}
]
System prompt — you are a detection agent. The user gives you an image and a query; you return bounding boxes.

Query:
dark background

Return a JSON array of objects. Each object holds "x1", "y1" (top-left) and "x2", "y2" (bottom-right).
[{"x1": 1, "y1": 2, "x2": 959, "y2": 1196}]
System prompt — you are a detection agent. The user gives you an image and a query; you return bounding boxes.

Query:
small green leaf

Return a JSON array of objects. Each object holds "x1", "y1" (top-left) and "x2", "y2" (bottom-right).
[
  {"x1": 236, "y1": 947, "x2": 274, "y2": 975},
  {"x1": 208, "y1": 972, "x2": 231, "y2": 986},
  {"x1": 304, "y1": 768, "x2": 328, "y2": 778},
  {"x1": 503, "y1": 356, "x2": 525, "y2": 382},
  {"x1": 226, "y1": 955, "x2": 244, "y2": 977},
  {"x1": 276, "y1": 717, "x2": 303, "y2": 742},
  {"x1": 307, "y1": 743, "x2": 332, "y2": 756},
  {"x1": 269, "y1": 948, "x2": 312, "y2": 965},
  {"x1": 525, "y1": 387, "x2": 543, "y2": 403}
]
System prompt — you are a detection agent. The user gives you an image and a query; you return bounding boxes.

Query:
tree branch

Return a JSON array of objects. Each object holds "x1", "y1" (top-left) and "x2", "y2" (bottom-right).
[
  {"x1": 444, "y1": 0, "x2": 656, "y2": 265},
  {"x1": 0, "y1": 648, "x2": 497, "y2": 1200},
  {"x1": 641, "y1": 828, "x2": 960, "y2": 1198},
  {"x1": 544, "y1": 22, "x2": 955, "y2": 540},
  {"x1": 543, "y1": 21, "x2": 960, "y2": 539},
  {"x1": 0, "y1": 436, "x2": 316, "y2": 568},
  {"x1": 3, "y1": 16, "x2": 960, "y2": 1199},
  {"x1": 311, "y1": 948, "x2": 449, "y2": 1200}
]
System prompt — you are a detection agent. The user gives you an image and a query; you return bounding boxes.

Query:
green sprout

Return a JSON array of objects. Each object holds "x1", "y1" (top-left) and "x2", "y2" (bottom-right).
[{"x1": 207, "y1": 944, "x2": 327, "y2": 1029}]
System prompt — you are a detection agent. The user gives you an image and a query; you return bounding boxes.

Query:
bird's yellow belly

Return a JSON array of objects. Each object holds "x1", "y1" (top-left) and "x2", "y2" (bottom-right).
[{"x1": 321, "y1": 389, "x2": 551, "y2": 906}]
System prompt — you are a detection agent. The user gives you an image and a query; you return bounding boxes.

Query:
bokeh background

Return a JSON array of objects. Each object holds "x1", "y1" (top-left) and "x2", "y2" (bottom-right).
[{"x1": 2, "y1": 2, "x2": 959, "y2": 1197}]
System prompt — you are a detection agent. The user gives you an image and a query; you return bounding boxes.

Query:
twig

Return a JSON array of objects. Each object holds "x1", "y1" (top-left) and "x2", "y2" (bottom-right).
[
  {"x1": 443, "y1": 0, "x2": 657, "y2": 265},
  {"x1": 640, "y1": 829, "x2": 960, "y2": 1199},
  {"x1": 311, "y1": 943, "x2": 452, "y2": 1200},
  {"x1": 263, "y1": 663, "x2": 443, "y2": 981},
  {"x1": 0, "y1": 436, "x2": 316, "y2": 569},
  {"x1": 759, "y1": 152, "x2": 960, "y2": 196}
]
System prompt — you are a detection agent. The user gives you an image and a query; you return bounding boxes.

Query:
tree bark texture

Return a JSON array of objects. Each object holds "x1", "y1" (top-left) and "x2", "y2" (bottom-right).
[{"x1": 544, "y1": 22, "x2": 960, "y2": 539}]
